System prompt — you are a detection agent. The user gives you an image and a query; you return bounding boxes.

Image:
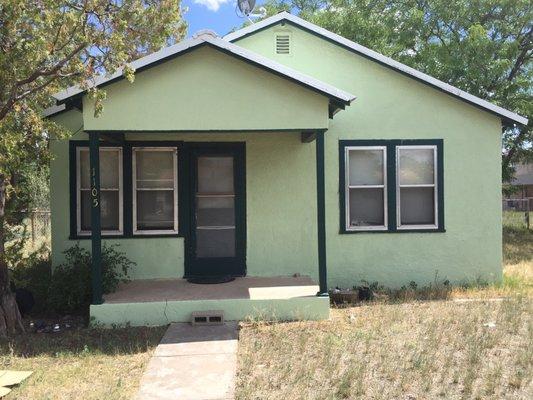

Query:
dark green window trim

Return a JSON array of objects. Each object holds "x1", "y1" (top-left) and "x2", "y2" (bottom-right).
[
  {"x1": 69, "y1": 140, "x2": 185, "y2": 240},
  {"x1": 339, "y1": 139, "x2": 445, "y2": 234}
]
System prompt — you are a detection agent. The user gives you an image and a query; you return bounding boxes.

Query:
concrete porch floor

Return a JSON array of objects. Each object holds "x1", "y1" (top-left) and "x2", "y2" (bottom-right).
[
  {"x1": 92, "y1": 276, "x2": 329, "y2": 326},
  {"x1": 103, "y1": 276, "x2": 319, "y2": 303}
]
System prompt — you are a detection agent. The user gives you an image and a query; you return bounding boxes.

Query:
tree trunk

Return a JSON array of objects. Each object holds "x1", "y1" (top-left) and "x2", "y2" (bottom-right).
[{"x1": 0, "y1": 174, "x2": 25, "y2": 337}]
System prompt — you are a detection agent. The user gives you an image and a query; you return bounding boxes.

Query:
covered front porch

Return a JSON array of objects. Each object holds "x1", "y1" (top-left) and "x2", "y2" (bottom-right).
[
  {"x1": 52, "y1": 33, "x2": 355, "y2": 326},
  {"x1": 91, "y1": 276, "x2": 330, "y2": 326}
]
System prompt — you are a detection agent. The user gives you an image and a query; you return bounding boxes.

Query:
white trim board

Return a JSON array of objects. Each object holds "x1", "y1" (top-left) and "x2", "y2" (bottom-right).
[
  {"x1": 224, "y1": 12, "x2": 528, "y2": 126},
  {"x1": 52, "y1": 34, "x2": 355, "y2": 108}
]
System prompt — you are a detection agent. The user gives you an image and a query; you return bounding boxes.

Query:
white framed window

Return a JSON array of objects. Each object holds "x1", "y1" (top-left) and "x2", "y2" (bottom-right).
[
  {"x1": 132, "y1": 147, "x2": 178, "y2": 234},
  {"x1": 396, "y1": 145, "x2": 438, "y2": 230},
  {"x1": 76, "y1": 147, "x2": 123, "y2": 235},
  {"x1": 344, "y1": 146, "x2": 388, "y2": 231}
]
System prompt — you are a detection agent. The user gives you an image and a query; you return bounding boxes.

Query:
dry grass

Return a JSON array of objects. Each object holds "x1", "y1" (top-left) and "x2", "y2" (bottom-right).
[
  {"x1": 0, "y1": 221, "x2": 530, "y2": 399},
  {"x1": 237, "y1": 297, "x2": 532, "y2": 400},
  {"x1": 236, "y1": 227, "x2": 533, "y2": 399},
  {"x1": 0, "y1": 326, "x2": 165, "y2": 400}
]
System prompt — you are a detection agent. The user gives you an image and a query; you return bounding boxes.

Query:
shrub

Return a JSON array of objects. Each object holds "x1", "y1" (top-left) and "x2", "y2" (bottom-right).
[
  {"x1": 48, "y1": 243, "x2": 134, "y2": 314},
  {"x1": 10, "y1": 247, "x2": 52, "y2": 314}
]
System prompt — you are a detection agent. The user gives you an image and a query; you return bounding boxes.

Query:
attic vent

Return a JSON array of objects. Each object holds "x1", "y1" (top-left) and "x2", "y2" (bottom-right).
[{"x1": 276, "y1": 34, "x2": 291, "y2": 55}]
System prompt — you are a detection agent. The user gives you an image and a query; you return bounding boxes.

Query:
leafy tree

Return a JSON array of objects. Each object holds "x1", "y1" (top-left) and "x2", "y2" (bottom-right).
[
  {"x1": 0, "y1": 0, "x2": 185, "y2": 336},
  {"x1": 262, "y1": 0, "x2": 532, "y2": 180}
]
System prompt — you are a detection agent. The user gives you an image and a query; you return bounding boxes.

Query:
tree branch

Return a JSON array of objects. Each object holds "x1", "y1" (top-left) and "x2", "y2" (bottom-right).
[{"x1": 0, "y1": 42, "x2": 86, "y2": 121}]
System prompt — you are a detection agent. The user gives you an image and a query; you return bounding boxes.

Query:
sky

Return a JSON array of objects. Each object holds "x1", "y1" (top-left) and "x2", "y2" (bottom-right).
[{"x1": 182, "y1": 0, "x2": 265, "y2": 37}]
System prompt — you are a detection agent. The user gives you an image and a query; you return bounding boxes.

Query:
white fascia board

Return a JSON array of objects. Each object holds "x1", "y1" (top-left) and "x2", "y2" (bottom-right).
[
  {"x1": 53, "y1": 33, "x2": 355, "y2": 107},
  {"x1": 43, "y1": 103, "x2": 66, "y2": 117},
  {"x1": 206, "y1": 36, "x2": 355, "y2": 104},
  {"x1": 225, "y1": 12, "x2": 528, "y2": 126},
  {"x1": 53, "y1": 37, "x2": 205, "y2": 102}
]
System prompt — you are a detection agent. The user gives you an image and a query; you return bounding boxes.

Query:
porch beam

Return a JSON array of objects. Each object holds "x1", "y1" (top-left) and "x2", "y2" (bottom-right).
[
  {"x1": 301, "y1": 131, "x2": 316, "y2": 143},
  {"x1": 316, "y1": 131, "x2": 328, "y2": 295},
  {"x1": 100, "y1": 132, "x2": 125, "y2": 144},
  {"x1": 89, "y1": 132, "x2": 103, "y2": 305}
]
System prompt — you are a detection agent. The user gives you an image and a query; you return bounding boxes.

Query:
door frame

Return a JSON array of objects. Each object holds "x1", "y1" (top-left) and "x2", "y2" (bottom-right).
[{"x1": 184, "y1": 142, "x2": 247, "y2": 278}]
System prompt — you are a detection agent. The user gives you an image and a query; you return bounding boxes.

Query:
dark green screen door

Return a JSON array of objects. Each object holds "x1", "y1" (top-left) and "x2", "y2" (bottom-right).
[{"x1": 187, "y1": 144, "x2": 246, "y2": 277}]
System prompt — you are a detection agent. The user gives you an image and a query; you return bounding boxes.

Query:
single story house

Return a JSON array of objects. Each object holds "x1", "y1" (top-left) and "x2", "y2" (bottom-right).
[
  {"x1": 505, "y1": 163, "x2": 533, "y2": 211},
  {"x1": 46, "y1": 12, "x2": 528, "y2": 326}
]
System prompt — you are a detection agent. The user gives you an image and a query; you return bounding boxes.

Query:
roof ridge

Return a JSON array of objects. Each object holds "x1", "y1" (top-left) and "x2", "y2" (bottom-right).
[
  {"x1": 224, "y1": 12, "x2": 528, "y2": 126},
  {"x1": 51, "y1": 34, "x2": 355, "y2": 110}
]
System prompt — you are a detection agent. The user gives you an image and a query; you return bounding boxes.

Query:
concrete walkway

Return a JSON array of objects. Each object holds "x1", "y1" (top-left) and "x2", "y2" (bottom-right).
[{"x1": 136, "y1": 323, "x2": 239, "y2": 400}]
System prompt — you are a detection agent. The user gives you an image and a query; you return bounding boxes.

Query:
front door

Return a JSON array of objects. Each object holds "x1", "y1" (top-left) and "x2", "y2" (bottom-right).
[{"x1": 186, "y1": 143, "x2": 246, "y2": 277}]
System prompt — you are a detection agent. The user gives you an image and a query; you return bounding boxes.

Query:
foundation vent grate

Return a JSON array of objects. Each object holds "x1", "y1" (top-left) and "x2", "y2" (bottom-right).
[{"x1": 191, "y1": 310, "x2": 225, "y2": 326}]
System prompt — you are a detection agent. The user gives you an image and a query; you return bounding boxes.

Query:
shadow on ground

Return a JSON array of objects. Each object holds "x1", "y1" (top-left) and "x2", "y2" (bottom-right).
[{"x1": 0, "y1": 325, "x2": 166, "y2": 357}]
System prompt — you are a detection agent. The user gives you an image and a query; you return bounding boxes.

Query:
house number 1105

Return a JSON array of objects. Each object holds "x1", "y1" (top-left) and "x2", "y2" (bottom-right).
[{"x1": 91, "y1": 167, "x2": 99, "y2": 208}]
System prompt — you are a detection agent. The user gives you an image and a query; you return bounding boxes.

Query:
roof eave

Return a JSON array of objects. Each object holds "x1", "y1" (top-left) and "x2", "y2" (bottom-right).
[
  {"x1": 225, "y1": 12, "x2": 528, "y2": 126},
  {"x1": 52, "y1": 34, "x2": 356, "y2": 112}
]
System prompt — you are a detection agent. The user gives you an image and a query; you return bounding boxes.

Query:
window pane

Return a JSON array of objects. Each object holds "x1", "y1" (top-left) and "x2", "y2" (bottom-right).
[
  {"x1": 80, "y1": 151, "x2": 90, "y2": 189},
  {"x1": 198, "y1": 157, "x2": 233, "y2": 194},
  {"x1": 400, "y1": 187, "x2": 435, "y2": 225},
  {"x1": 197, "y1": 197, "x2": 235, "y2": 227},
  {"x1": 81, "y1": 191, "x2": 120, "y2": 231},
  {"x1": 136, "y1": 150, "x2": 174, "y2": 189},
  {"x1": 349, "y1": 188, "x2": 384, "y2": 227},
  {"x1": 349, "y1": 149, "x2": 384, "y2": 186},
  {"x1": 196, "y1": 228, "x2": 235, "y2": 258},
  {"x1": 79, "y1": 149, "x2": 120, "y2": 189},
  {"x1": 100, "y1": 151, "x2": 119, "y2": 189},
  {"x1": 136, "y1": 191, "x2": 174, "y2": 230},
  {"x1": 399, "y1": 148, "x2": 434, "y2": 185}
]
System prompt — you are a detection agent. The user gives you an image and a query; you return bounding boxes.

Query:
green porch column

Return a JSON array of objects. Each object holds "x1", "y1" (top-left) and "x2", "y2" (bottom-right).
[
  {"x1": 89, "y1": 132, "x2": 103, "y2": 304},
  {"x1": 316, "y1": 131, "x2": 328, "y2": 295}
]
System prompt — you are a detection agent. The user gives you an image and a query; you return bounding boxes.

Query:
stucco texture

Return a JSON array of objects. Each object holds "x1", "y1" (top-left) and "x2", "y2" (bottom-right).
[
  {"x1": 50, "y1": 24, "x2": 503, "y2": 289},
  {"x1": 90, "y1": 296, "x2": 330, "y2": 326},
  {"x1": 50, "y1": 125, "x2": 318, "y2": 280},
  {"x1": 82, "y1": 46, "x2": 329, "y2": 131},
  {"x1": 236, "y1": 24, "x2": 503, "y2": 287}
]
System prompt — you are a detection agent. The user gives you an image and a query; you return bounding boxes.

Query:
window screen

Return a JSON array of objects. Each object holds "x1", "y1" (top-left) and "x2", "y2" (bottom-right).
[
  {"x1": 397, "y1": 146, "x2": 437, "y2": 228},
  {"x1": 345, "y1": 147, "x2": 387, "y2": 230},
  {"x1": 77, "y1": 148, "x2": 123, "y2": 234},
  {"x1": 133, "y1": 148, "x2": 178, "y2": 233}
]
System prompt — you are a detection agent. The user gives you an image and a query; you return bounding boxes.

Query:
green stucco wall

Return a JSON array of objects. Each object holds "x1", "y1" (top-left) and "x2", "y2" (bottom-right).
[
  {"x1": 83, "y1": 46, "x2": 329, "y2": 131},
  {"x1": 50, "y1": 126, "x2": 319, "y2": 280},
  {"x1": 50, "y1": 25, "x2": 503, "y2": 291},
  {"x1": 235, "y1": 24, "x2": 503, "y2": 286}
]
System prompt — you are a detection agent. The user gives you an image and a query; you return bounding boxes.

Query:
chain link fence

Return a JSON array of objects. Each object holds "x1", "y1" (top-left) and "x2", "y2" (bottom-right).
[{"x1": 503, "y1": 198, "x2": 532, "y2": 230}]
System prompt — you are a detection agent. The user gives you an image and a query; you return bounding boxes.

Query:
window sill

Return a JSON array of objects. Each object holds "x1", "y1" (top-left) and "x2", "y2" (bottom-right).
[
  {"x1": 339, "y1": 228, "x2": 446, "y2": 234},
  {"x1": 69, "y1": 234, "x2": 183, "y2": 240}
]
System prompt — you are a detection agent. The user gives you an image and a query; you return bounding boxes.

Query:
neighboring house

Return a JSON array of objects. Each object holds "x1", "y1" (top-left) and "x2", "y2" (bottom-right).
[
  {"x1": 505, "y1": 163, "x2": 533, "y2": 211},
  {"x1": 510, "y1": 163, "x2": 533, "y2": 198},
  {"x1": 46, "y1": 12, "x2": 528, "y2": 326}
]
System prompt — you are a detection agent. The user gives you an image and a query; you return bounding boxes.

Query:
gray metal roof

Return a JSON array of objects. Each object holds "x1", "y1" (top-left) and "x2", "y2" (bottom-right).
[
  {"x1": 225, "y1": 12, "x2": 528, "y2": 126},
  {"x1": 43, "y1": 103, "x2": 66, "y2": 118},
  {"x1": 53, "y1": 34, "x2": 356, "y2": 108}
]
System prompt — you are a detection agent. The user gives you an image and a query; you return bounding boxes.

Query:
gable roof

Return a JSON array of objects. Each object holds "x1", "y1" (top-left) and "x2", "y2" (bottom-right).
[
  {"x1": 43, "y1": 103, "x2": 66, "y2": 118},
  {"x1": 53, "y1": 32, "x2": 355, "y2": 115},
  {"x1": 225, "y1": 12, "x2": 528, "y2": 126}
]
